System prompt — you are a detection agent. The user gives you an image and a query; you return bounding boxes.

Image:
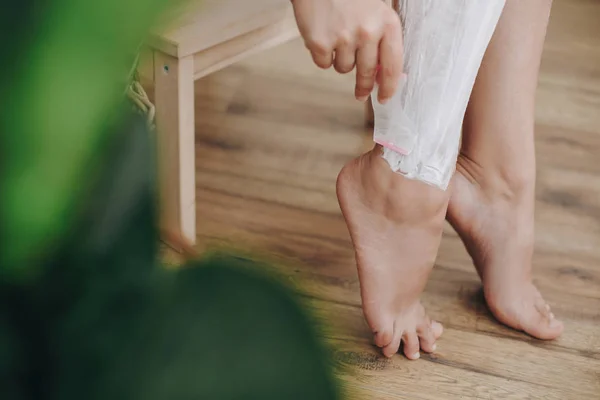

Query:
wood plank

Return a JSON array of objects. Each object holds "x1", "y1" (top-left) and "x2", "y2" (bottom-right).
[
  {"x1": 192, "y1": 9, "x2": 298, "y2": 80},
  {"x1": 149, "y1": 0, "x2": 292, "y2": 58},
  {"x1": 160, "y1": 0, "x2": 600, "y2": 397},
  {"x1": 330, "y1": 336, "x2": 594, "y2": 400}
]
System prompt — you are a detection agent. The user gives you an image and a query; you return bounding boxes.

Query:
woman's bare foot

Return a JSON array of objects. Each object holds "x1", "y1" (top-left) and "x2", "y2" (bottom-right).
[
  {"x1": 337, "y1": 146, "x2": 446, "y2": 358},
  {"x1": 447, "y1": 155, "x2": 564, "y2": 339}
]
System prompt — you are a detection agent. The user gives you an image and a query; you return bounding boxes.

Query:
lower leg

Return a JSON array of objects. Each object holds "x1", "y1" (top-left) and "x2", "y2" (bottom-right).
[
  {"x1": 338, "y1": 0, "x2": 505, "y2": 358},
  {"x1": 447, "y1": 0, "x2": 563, "y2": 339},
  {"x1": 372, "y1": 0, "x2": 506, "y2": 190}
]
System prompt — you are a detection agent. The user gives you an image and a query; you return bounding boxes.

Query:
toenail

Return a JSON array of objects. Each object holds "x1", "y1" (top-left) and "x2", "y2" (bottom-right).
[
  {"x1": 550, "y1": 318, "x2": 562, "y2": 328},
  {"x1": 549, "y1": 312, "x2": 555, "y2": 319},
  {"x1": 546, "y1": 304, "x2": 551, "y2": 312},
  {"x1": 412, "y1": 352, "x2": 420, "y2": 360},
  {"x1": 432, "y1": 344, "x2": 437, "y2": 352}
]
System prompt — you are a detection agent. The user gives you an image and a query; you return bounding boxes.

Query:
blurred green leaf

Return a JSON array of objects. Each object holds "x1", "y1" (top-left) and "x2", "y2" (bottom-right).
[
  {"x1": 55, "y1": 255, "x2": 339, "y2": 400},
  {"x1": 0, "y1": 0, "x2": 175, "y2": 279},
  {"x1": 1, "y1": 1, "x2": 342, "y2": 398},
  {"x1": 0, "y1": 102, "x2": 339, "y2": 400}
]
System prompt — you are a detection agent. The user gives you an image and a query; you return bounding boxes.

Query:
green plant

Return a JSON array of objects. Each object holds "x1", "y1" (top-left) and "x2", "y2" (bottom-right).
[{"x1": 0, "y1": 1, "x2": 340, "y2": 399}]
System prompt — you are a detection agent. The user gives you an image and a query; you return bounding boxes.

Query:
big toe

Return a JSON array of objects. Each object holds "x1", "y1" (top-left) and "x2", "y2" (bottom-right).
[
  {"x1": 372, "y1": 317, "x2": 402, "y2": 357},
  {"x1": 520, "y1": 298, "x2": 564, "y2": 340},
  {"x1": 373, "y1": 327, "x2": 394, "y2": 349},
  {"x1": 382, "y1": 325, "x2": 403, "y2": 358},
  {"x1": 490, "y1": 293, "x2": 564, "y2": 340}
]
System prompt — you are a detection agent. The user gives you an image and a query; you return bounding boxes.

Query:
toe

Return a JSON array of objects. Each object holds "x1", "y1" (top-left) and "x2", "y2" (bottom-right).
[
  {"x1": 382, "y1": 324, "x2": 402, "y2": 358},
  {"x1": 522, "y1": 313, "x2": 564, "y2": 340},
  {"x1": 523, "y1": 301, "x2": 564, "y2": 340},
  {"x1": 487, "y1": 290, "x2": 564, "y2": 340},
  {"x1": 416, "y1": 320, "x2": 437, "y2": 353},
  {"x1": 431, "y1": 320, "x2": 444, "y2": 339},
  {"x1": 534, "y1": 297, "x2": 552, "y2": 319},
  {"x1": 402, "y1": 331, "x2": 421, "y2": 360},
  {"x1": 374, "y1": 329, "x2": 394, "y2": 348}
]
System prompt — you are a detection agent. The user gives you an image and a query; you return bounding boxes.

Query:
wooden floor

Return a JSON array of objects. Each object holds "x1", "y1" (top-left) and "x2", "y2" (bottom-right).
[{"x1": 164, "y1": 0, "x2": 600, "y2": 398}]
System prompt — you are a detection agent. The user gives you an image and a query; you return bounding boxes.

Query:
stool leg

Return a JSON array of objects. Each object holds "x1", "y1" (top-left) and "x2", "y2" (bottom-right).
[{"x1": 154, "y1": 51, "x2": 197, "y2": 247}]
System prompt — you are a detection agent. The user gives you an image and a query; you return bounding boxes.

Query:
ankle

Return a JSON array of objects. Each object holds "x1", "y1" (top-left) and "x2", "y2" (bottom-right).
[
  {"x1": 365, "y1": 147, "x2": 450, "y2": 223},
  {"x1": 456, "y1": 152, "x2": 535, "y2": 203}
]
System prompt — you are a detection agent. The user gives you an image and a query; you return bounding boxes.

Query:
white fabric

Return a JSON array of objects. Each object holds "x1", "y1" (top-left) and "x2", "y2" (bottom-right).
[{"x1": 373, "y1": 0, "x2": 506, "y2": 190}]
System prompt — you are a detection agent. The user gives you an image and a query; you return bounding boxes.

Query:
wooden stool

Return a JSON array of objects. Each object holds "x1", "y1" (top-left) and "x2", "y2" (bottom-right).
[
  {"x1": 142, "y1": 0, "x2": 299, "y2": 247},
  {"x1": 143, "y1": 0, "x2": 392, "y2": 248}
]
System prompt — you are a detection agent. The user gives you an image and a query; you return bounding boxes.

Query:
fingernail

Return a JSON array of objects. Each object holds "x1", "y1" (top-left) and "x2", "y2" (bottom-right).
[
  {"x1": 412, "y1": 352, "x2": 420, "y2": 360},
  {"x1": 357, "y1": 95, "x2": 368, "y2": 102}
]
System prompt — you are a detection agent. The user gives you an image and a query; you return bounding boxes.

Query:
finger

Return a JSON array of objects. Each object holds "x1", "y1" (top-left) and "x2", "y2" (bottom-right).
[
  {"x1": 311, "y1": 48, "x2": 334, "y2": 69},
  {"x1": 355, "y1": 40, "x2": 379, "y2": 101},
  {"x1": 402, "y1": 331, "x2": 420, "y2": 360},
  {"x1": 377, "y1": 15, "x2": 403, "y2": 103},
  {"x1": 306, "y1": 38, "x2": 334, "y2": 69},
  {"x1": 333, "y1": 44, "x2": 356, "y2": 74}
]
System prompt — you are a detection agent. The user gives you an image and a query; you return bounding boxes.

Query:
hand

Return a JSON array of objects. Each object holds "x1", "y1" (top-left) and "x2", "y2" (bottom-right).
[{"x1": 291, "y1": 0, "x2": 403, "y2": 104}]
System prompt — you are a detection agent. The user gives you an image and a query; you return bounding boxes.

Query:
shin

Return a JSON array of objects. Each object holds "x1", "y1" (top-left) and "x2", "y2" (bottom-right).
[{"x1": 372, "y1": 0, "x2": 506, "y2": 190}]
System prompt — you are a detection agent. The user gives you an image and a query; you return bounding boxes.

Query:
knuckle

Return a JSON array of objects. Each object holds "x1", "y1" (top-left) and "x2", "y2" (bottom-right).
[
  {"x1": 379, "y1": 62, "x2": 401, "y2": 79},
  {"x1": 356, "y1": 77, "x2": 374, "y2": 90},
  {"x1": 355, "y1": 87, "x2": 372, "y2": 98},
  {"x1": 383, "y1": 11, "x2": 401, "y2": 31},
  {"x1": 358, "y1": 67, "x2": 376, "y2": 79},
  {"x1": 355, "y1": 78, "x2": 372, "y2": 88},
  {"x1": 380, "y1": 65, "x2": 397, "y2": 79},
  {"x1": 337, "y1": 29, "x2": 353, "y2": 46},
  {"x1": 357, "y1": 25, "x2": 378, "y2": 43}
]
